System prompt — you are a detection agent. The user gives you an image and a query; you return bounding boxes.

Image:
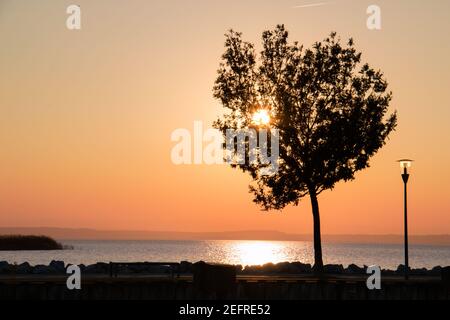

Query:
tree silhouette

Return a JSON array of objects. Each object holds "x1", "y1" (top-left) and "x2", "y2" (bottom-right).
[{"x1": 213, "y1": 25, "x2": 397, "y2": 271}]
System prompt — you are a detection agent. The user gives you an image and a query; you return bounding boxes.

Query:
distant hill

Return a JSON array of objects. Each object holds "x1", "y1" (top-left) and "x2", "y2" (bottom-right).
[{"x1": 1, "y1": 227, "x2": 449, "y2": 245}]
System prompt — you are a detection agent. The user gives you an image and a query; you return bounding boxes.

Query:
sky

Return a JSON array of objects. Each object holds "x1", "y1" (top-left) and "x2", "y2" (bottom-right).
[{"x1": 1, "y1": 0, "x2": 450, "y2": 235}]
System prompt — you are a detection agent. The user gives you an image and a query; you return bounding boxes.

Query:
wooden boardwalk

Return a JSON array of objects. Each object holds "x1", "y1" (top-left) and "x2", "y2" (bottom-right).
[{"x1": 0, "y1": 273, "x2": 442, "y2": 284}]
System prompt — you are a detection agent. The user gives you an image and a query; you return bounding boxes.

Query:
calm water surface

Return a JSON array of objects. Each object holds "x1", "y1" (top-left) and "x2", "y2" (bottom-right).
[{"x1": 2, "y1": 240, "x2": 450, "y2": 270}]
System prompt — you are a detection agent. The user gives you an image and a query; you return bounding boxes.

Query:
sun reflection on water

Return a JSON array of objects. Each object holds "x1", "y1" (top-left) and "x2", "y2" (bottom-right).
[{"x1": 229, "y1": 241, "x2": 290, "y2": 266}]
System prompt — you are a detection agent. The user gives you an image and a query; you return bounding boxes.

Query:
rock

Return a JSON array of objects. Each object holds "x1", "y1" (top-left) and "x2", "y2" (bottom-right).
[
  {"x1": 32, "y1": 264, "x2": 53, "y2": 274},
  {"x1": 284, "y1": 262, "x2": 304, "y2": 274},
  {"x1": 291, "y1": 262, "x2": 312, "y2": 273},
  {"x1": 243, "y1": 264, "x2": 264, "y2": 274},
  {"x1": 128, "y1": 264, "x2": 146, "y2": 273},
  {"x1": 396, "y1": 264, "x2": 410, "y2": 274},
  {"x1": 274, "y1": 261, "x2": 307, "y2": 273},
  {"x1": 49, "y1": 260, "x2": 65, "y2": 273},
  {"x1": 117, "y1": 265, "x2": 133, "y2": 274},
  {"x1": 261, "y1": 263, "x2": 276, "y2": 273},
  {"x1": 84, "y1": 264, "x2": 97, "y2": 274},
  {"x1": 0, "y1": 261, "x2": 11, "y2": 273},
  {"x1": 381, "y1": 269, "x2": 396, "y2": 276},
  {"x1": 411, "y1": 268, "x2": 428, "y2": 276},
  {"x1": 97, "y1": 262, "x2": 109, "y2": 272},
  {"x1": 241, "y1": 265, "x2": 258, "y2": 274},
  {"x1": 16, "y1": 262, "x2": 32, "y2": 274},
  {"x1": 324, "y1": 264, "x2": 344, "y2": 274},
  {"x1": 242, "y1": 262, "x2": 312, "y2": 274},
  {"x1": 430, "y1": 266, "x2": 442, "y2": 276},
  {"x1": 345, "y1": 264, "x2": 365, "y2": 274},
  {"x1": 145, "y1": 265, "x2": 171, "y2": 274},
  {"x1": 179, "y1": 261, "x2": 192, "y2": 273},
  {"x1": 271, "y1": 262, "x2": 290, "y2": 273},
  {"x1": 442, "y1": 266, "x2": 450, "y2": 283},
  {"x1": 85, "y1": 262, "x2": 109, "y2": 274}
]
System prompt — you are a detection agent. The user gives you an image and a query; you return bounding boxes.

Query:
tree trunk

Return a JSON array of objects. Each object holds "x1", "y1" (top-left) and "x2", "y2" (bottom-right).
[{"x1": 309, "y1": 187, "x2": 324, "y2": 273}]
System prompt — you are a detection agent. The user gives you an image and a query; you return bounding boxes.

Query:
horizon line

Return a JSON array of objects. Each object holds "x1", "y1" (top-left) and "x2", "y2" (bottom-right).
[{"x1": 1, "y1": 226, "x2": 450, "y2": 237}]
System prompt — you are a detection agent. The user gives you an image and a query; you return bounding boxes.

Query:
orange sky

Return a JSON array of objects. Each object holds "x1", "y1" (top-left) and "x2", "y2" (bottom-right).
[{"x1": 1, "y1": 0, "x2": 449, "y2": 235}]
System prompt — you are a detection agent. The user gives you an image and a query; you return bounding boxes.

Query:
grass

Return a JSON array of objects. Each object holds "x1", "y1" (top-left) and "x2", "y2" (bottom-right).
[{"x1": 0, "y1": 235, "x2": 64, "y2": 251}]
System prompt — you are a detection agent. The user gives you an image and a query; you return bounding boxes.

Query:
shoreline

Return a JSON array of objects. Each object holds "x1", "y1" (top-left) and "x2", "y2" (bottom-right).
[{"x1": 1, "y1": 260, "x2": 448, "y2": 277}]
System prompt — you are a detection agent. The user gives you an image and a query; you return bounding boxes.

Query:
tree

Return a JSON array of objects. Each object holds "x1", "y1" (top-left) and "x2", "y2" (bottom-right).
[{"x1": 213, "y1": 25, "x2": 397, "y2": 271}]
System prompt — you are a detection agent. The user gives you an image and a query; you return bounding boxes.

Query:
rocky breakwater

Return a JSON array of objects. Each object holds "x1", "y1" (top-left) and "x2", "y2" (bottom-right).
[{"x1": 0, "y1": 260, "x2": 448, "y2": 277}]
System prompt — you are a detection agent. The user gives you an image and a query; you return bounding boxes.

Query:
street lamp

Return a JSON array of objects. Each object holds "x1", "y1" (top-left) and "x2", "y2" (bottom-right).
[{"x1": 398, "y1": 159, "x2": 413, "y2": 280}]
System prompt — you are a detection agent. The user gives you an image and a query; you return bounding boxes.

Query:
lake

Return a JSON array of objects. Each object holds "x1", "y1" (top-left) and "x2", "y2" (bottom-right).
[{"x1": 2, "y1": 240, "x2": 450, "y2": 270}]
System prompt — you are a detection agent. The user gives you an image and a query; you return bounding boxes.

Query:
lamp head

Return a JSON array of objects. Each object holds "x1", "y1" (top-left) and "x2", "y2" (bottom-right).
[{"x1": 398, "y1": 159, "x2": 413, "y2": 174}]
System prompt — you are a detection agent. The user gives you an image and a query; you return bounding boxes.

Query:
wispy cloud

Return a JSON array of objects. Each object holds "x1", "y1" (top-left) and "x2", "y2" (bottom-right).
[{"x1": 293, "y1": 2, "x2": 333, "y2": 9}]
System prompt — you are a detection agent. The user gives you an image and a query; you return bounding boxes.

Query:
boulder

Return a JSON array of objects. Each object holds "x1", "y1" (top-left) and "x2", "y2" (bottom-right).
[
  {"x1": 345, "y1": 264, "x2": 365, "y2": 274},
  {"x1": 430, "y1": 266, "x2": 442, "y2": 276},
  {"x1": 261, "y1": 263, "x2": 276, "y2": 273},
  {"x1": 291, "y1": 262, "x2": 312, "y2": 273},
  {"x1": 179, "y1": 261, "x2": 193, "y2": 273},
  {"x1": 0, "y1": 261, "x2": 11, "y2": 273},
  {"x1": 272, "y1": 262, "x2": 291, "y2": 273},
  {"x1": 116, "y1": 265, "x2": 133, "y2": 274},
  {"x1": 381, "y1": 269, "x2": 396, "y2": 276},
  {"x1": 396, "y1": 264, "x2": 410, "y2": 274},
  {"x1": 32, "y1": 264, "x2": 53, "y2": 274},
  {"x1": 16, "y1": 262, "x2": 32, "y2": 274},
  {"x1": 85, "y1": 262, "x2": 109, "y2": 274},
  {"x1": 411, "y1": 268, "x2": 428, "y2": 276},
  {"x1": 324, "y1": 264, "x2": 344, "y2": 274},
  {"x1": 84, "y1": 264, "x2": 97, "y2": 274},
  {"x1": 241, "y1": 265, "x2": 261, "y2": 274},
  {"x1": 242, "y1": 262, "x2": 312, "y2": 274},
  {"x1": 143, "y1": 265, "x2": 171, "y2": 274},
  {"x1": 234, "y1": 264, "x2": 243, "y2": 273},
  {"x1": 442, "y1": 266, "x2": 450, "y2": 283},
  {"x1": 49, "y1": 260, "x2": 65, "y2": 274},
  {"x1": 128, "y1": 264, "x2": 147, "y2": 273}
]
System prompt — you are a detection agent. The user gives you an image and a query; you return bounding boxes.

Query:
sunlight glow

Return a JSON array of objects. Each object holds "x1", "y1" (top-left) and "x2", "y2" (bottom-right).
[
  {"x1": 232, "y1": 241, "x2": 288, "y2": 265},
  {"x1": 251, "y1": 109, "x2": 271, "y2": 126},
  {"x1": 398, "y1": 159, "x2": 413, "y2": 174},
  {"x1": 399, "y1": 159, "x2": 413, "y2": 169}
]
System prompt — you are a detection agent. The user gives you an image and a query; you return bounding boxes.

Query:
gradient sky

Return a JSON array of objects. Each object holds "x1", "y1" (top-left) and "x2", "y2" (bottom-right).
[{"x1": 1, "y1": 0, "x2": 450, "y2": 235}]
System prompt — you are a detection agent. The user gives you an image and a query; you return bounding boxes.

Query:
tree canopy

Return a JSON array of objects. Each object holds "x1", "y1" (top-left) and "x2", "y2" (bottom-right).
[{"x1": 213, "y1": 25, "x2": 397, "y2": 211}]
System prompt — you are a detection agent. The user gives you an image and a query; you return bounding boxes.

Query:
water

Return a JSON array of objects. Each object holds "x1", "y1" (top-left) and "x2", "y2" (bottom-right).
[{"x1": 1, "y1": 240, "x2": 450, "y2": 270}]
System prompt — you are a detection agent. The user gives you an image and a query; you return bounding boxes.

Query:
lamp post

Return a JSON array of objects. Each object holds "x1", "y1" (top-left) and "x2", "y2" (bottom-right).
[{"x1": 398, "y1": 159, "x2": 413, "y2": 280}]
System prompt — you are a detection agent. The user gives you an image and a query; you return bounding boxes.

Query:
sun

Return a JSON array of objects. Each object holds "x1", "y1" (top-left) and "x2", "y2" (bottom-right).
[{"x1": 251, "y1": 109, "x2": 270, "y2": 126}]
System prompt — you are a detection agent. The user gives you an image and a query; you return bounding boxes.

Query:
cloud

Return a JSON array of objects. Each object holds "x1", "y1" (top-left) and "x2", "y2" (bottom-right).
[{"x1": 293, "y1": 2, "x2": 333, "y2": 9}]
